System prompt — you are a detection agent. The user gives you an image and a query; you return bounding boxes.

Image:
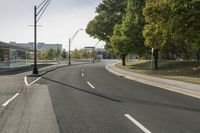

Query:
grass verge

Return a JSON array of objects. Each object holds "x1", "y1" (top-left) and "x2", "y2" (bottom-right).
[{"x1": 116, "y1": 60, "x2": 200, "y2": 84}]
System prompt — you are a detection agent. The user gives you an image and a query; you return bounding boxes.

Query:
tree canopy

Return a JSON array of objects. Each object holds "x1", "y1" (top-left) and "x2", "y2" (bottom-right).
[
  {"x1": 86, "y1": 0, "x2": 126, "y2": 44},
  {"x1": 86, "y1": 0, "x2": 200, "y2": 68}
]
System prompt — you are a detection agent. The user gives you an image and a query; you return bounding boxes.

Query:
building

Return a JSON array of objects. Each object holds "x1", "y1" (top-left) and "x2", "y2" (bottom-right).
[
  {"x1": 0, "y1": 41, "x2": 32, "y2": 68},
  {"x1": 9, "y1": 42, "x2": 62, "y2": 51}
]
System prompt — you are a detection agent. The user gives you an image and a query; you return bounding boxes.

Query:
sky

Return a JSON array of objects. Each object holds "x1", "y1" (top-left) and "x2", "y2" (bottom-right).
[{"x1": 0, "y1": 0, "x2": 105, "y2": 50}]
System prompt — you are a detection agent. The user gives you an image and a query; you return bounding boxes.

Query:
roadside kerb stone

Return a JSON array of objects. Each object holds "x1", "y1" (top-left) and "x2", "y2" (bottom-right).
[{"x1": 106, "y1": 63, "x2": 200, "y2": 99}]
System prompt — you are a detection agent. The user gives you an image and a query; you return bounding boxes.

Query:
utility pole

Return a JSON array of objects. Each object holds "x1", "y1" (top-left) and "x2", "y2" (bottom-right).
[
  {"x1": 32, "y1": 0, "x2": 51, "y2": 75},
  {"x1": 68, "y1": 38, "x2": 71, "y2": 65},
  {"x1": 33, "y1": 6, "x2": 38, "y2": 74}
]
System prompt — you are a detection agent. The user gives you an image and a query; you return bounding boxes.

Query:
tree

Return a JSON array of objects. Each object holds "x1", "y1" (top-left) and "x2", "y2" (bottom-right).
[
  {"x1": 110, "y1": 0, "x2": 146, "y2": 66},
  {"x1": 61, "y1": 49, "x2": 67, "y2": 59},
  {"x1": 55, "y1": 48, "x2": 61, "y2": 59},
  {"x1": 46, "y1": 48, "x2": 55, "y2": 60},
  {"x1": 86, "y1": 0, "x2": 127, "y2": 47},
  {"x1": 167, "y1": 0, "x2": 200, "y2": 60},
  {"x1": 143, "y1": 0, "x2": 171, "y2": 69},
  {"x1": 121, "y1": 0, "x2": 146, "y2": 59},
  {"x1": 81, "y1": 49, "x2": 90, "y2": 59},
  {"x1": 110, "y1": 24, "x2": 131, "y2": 66},
  {"x1": 72, "y1": 48, "x2": 81, "y2": 59},
  {"x1": 38, "y1": 50, "x2": 47, "y2": 60}
]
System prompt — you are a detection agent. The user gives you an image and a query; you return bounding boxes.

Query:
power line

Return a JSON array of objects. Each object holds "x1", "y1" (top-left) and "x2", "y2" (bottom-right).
[
  {"x1": 37, "y1": 0, "x2": 48, "y2": 10},
  {"x1": 37, "y1": 0, "x2": 51, "y2": 22},
  {"x1": 37, "y1": 0, "x2": 51, "y2": 16}
]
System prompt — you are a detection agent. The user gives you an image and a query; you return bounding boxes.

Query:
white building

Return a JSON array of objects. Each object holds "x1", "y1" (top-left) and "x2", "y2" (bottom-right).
[{"x1": 9, "y1": 42, "x2": 62, "y2": 51}]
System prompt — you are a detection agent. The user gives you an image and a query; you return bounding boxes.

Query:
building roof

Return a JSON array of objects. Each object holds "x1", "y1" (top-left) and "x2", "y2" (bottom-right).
[{"x1": 0, "y1": 41, "x2": 32, "y2": 51}]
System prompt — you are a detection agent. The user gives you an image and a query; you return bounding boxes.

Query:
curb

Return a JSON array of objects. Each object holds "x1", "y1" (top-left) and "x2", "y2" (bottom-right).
[{"x1": 105, "y1": 63, "x2": 200, "y2": 99}]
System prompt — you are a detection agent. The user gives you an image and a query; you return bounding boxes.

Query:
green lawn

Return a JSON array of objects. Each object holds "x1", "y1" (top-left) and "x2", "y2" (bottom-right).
[{"x1": 116, "y1": 60, "x2": 200, "y2": 84}]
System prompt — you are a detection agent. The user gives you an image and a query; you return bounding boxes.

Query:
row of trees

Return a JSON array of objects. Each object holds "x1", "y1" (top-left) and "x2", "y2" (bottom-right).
[
  {"x1": 71, "y1": 49, "x2": 96, "y2": 59},
  {"x1": 38, "y1": 48, "x2": 67, "y2": 60},
  {"x1": 86, "y1": 0, "x2": 200, "y2": 69},
  {"x1": 38, "y1": 48, "x2": 97, "y2": 61}
]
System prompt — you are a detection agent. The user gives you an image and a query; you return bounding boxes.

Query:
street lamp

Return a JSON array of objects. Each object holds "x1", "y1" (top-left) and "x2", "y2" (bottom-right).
[
  {"x1": 68, "y1": 29, "x2": 83, "y2": 65},
  {"x1": 32, "y1": 0, "x2": 51, "y2": 75}
]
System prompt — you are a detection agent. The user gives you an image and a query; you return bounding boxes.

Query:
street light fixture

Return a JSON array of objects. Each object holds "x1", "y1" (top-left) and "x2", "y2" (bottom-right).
[
  {"x1": 32, "y1": 0, "x2": 51, "y2": 75},
  {"x1": 68, "y1": 29, "x2": 83, "y2": 65}
]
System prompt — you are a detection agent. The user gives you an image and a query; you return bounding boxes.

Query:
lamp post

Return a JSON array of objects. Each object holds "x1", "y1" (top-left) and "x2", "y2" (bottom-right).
[
  {"x1": 92, "y1": 41, "x2": 100, "y2": 63},
  {"x1": 32, "y1": 0, "x2": 51, "y2": 75},
  {"x1": 68, "y1": 29, "x2": 83, "y2": 65}
]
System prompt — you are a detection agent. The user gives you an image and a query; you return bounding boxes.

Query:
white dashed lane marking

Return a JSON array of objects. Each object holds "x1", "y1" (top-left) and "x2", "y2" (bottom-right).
[
  {"x1": 87, "y1": 81, "x2": 95, "y2": 89},
  {"x1": 125, "y1": 114, "x2": 152, "y2": 133}
]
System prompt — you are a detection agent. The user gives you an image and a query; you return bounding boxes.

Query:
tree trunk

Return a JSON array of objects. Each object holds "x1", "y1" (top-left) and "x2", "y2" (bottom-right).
[
  {"x1": 153, "y1": 49, "x2": 159, "y2": 69},
  {"x1": 122, "y1": 55, "x2": 126, "y2": 66},
  {"x1": 197, "y1": 48, "x2": 200, "y2": 61}
]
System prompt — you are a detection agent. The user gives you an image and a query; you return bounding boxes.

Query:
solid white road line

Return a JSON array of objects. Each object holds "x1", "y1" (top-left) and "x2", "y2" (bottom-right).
[
  {"x1": 24, "y1": 76, "x2": 42, "y2": 86},
  {"x1": 125, "y1": 114, "x2": 152, "y2": 133},
  {"x1": 24, "y1": 76, "x2": 29, "y2": 86},
  {"x1": 2, "y1": 93, "x2": 20, "y2": 107},
  {"x1": 87, "y1": 81, "x2": 95, "y2": 89}
]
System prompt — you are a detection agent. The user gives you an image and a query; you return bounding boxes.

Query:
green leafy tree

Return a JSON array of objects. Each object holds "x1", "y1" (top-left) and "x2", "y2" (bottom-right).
[
  {"x1": 61, "y1": 49, "x2": 67, "y2": 59},
  {"x1": 55, "y1": 48, "x2": 61, "y2": 59},
  {"x1": 86, "y1": 0, "x2": 127, "y2": 48},
  {"x1": 167, "y1": 0, "x2": 200, "y2": 60},
  {"x1": 110, "y1": 24, "x2": 131, "y2": 66},
  {"x1": 143, "y1": 0, "x2": 171, "y2": 69},
  {"x1": 81, "y1": 49, "x2": 90, "y2": 59},
  {"x1": 110, "y1": 0, "x2": 146, "y2": 66},
  {"x1": 143, "y1": 0, "x2": 200, "y2": 65},
  {"x1": 46, "y1": 48, "x2": 55, "y2": 60},
  {"x1": 121, "y1": 0, "x2": 146, "y2": 59},
  {"x1": 38, "y1": 50, "x2": 47, "y2": 60},
  {"x1": 72, "y1": 49, "x2": 81, "y2": 59}
]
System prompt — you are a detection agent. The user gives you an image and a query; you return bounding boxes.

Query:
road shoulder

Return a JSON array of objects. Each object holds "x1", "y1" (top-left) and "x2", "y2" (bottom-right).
[{"x1": 105, "y1": 63, "x2": 200, "y2": 99}]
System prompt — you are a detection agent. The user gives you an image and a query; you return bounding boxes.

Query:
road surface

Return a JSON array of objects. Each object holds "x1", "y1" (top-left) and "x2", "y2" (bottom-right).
[{"x1": 39, "y1": 61, "x2": 200, "y2": 133}]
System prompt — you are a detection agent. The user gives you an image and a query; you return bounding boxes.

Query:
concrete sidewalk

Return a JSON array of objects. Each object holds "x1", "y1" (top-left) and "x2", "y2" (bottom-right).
[
  {"x1": 106, "y1": 63, "x2": 200, "y2": 99},
  {"x1": 0, "y1": 84, "x2": 60, "y2": 133}
]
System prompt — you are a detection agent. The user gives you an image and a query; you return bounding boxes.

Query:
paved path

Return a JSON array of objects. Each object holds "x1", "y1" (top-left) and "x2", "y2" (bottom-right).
[{"x1": 106, "y1": 63, "x2": 200, "y2": 99}]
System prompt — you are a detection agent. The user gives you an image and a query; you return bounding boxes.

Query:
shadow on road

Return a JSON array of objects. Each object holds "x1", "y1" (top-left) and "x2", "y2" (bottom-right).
[
  {"x1": 42, "y1": 77, "x2": 121, "y2": 103},
  {"x1": 116, "y1": 97, "x2": 200, "y2": 113},
  {"x1": 42, "y1": 77, "x2": 200, "y2": 113}
]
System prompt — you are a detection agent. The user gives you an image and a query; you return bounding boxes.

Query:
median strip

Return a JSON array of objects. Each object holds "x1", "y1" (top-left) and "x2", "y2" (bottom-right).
[{"x1": 125, "y1": 114, "x2": 152, "y2": 133}]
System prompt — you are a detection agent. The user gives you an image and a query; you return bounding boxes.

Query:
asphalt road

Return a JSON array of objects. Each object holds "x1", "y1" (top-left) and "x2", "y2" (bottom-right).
[{"x1": 39, "y1": 61, "x2": 200, "y2": 133}]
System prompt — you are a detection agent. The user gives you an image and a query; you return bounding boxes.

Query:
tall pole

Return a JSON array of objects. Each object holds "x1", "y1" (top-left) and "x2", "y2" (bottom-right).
[
  {"x1": 68, "y1": 29, "x2": 83, "y2": 65},
  {"x1": 32, "y1": 0, "x2": 51, "y2": 75},
  {"x1": 68, "y1": 38, "x2": 71, "y2": 65},
  {"x1": 33, "y1": 6, "x2": 38, "y2": 74}
]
